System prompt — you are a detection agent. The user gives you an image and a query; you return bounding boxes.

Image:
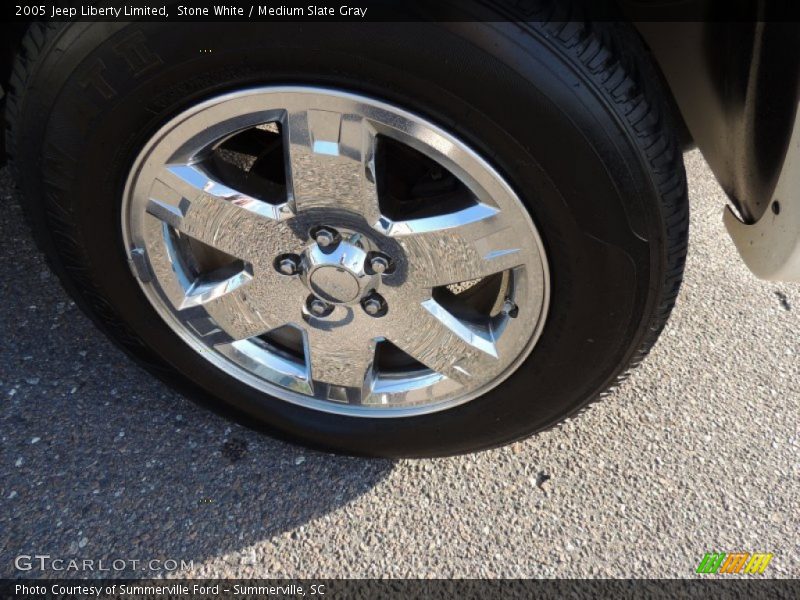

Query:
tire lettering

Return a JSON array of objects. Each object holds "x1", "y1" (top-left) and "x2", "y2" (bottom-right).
[
  {"x1": 113, "y1": 31, "x2": 163, "y2": 77},
  {"x1": 79, "y1": 59, "x2": 116, "y2": 100}
]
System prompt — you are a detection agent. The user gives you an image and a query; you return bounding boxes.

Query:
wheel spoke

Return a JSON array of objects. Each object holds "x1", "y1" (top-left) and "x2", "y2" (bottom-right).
[
  {"x1": 147, "y1": 164, "x2": 290, "y2": 260},
  {"x1": 174, "y1": 274, "x2": 306, "y2": 344},
  {"x1": 303, "y1": 324, "x2": 377, "y2": 394},
  {"x1": 201, "y1": 276, "x2": 305, "y2": 342},
  {"x1": 383, "y1": 299, "x2": 500, "y2": 387},
  {"x1": 284, "y1": 108, "x2": 381, "y2": 224},
  {"x1": 381, "y1": 204, "x2": 526, "y2": 289}
]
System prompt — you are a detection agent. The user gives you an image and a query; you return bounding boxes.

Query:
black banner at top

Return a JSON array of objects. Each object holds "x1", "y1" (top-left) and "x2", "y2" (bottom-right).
[{"x1": 4, "y1": 0, "x2": 800, "y2": 23}]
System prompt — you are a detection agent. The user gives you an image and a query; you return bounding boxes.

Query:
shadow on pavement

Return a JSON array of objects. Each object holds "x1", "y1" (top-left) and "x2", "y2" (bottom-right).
[{"x1": 0, "y1": 168, "x2": 393, "y2": 577}]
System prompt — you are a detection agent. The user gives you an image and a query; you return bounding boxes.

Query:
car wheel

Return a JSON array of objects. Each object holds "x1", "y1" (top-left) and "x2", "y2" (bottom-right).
[{"x1": 7, "y1": 17, "x2": 688, "y2": 456}]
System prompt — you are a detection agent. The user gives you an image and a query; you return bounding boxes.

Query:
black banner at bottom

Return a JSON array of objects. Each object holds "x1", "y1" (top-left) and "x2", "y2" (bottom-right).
[{"x1": 1, "y1": 579, "x2": 799, "y2": 600}]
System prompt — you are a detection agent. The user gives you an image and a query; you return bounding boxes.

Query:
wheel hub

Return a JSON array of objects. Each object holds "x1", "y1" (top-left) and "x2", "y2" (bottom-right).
[{"x1": 301, "y1": 235, "x2": 378, "y2": 306}]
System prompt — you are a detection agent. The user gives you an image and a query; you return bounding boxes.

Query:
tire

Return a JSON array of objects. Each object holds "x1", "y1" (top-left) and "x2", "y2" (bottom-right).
[{"x1": 6, "y1": 15, "x2": 688, "y2": 457}]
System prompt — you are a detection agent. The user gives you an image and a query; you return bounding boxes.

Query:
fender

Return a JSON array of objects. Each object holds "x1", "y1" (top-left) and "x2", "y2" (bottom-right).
[{"x1": 635, "y1": 15, "x2": 800, "y2": 280}]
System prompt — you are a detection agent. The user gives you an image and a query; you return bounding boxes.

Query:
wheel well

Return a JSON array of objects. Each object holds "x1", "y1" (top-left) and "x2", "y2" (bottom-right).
[{"x1": 634, "y1": 20, "x2": 800, "y2": 222}]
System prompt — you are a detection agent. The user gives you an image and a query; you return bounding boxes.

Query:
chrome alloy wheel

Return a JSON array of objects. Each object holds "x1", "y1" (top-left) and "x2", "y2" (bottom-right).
[{"x1": 122, "y1": 87, "x2": 549, "y2": 417}]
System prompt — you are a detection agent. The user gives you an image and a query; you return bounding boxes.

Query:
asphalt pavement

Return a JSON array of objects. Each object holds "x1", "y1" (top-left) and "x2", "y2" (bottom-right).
[{"x1": 0, "y1": 150, "x2": 797, "y2": 578}]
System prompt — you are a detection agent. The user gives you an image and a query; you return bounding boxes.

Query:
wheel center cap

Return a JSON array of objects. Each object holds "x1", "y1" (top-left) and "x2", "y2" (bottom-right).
[{"x1": 309, "y1": 266, "x2": 360, "y2": 303}]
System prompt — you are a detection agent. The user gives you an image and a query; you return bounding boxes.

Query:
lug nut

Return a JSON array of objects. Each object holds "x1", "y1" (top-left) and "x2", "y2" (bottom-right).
[
  {"x1": 277, "y1": 257, "x2": 299, "y2": 276},
  {"x1": 307, "y1": 297, "x2": 333, "y2": 317},
  {"x1": 362, "y1": 294, "x2": 387, "y2": 317},
  {"x1": 274, "y1": 254, "x2": 300, "y2": 276},
  {"x1": 363, "y1": 299, "x2": 382, "y2": 315},
  {"x1": 369, "y1": 255, "x2": 390, "y2": 274},
  {"x1": 314, "y1": 227, "x2": 337, "y2": 248}
]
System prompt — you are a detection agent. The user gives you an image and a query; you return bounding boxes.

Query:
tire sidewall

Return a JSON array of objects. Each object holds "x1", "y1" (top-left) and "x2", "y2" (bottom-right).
[{"x1": 16, "y1": 21, "x2": 667, "y2": 456}]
